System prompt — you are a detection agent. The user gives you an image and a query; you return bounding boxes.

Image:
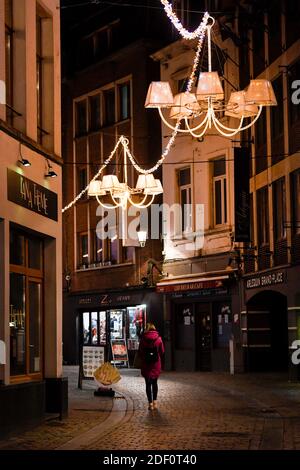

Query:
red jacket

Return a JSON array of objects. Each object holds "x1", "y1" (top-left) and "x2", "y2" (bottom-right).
[{"x1": 139, "y1": 330, "x2": 164, "y2": 379}]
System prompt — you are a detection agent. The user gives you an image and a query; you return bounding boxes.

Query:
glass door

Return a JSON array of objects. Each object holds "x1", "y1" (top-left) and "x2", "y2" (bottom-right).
[{"x1": 28, "y1": 279, "x2": 42, "y2": 374}]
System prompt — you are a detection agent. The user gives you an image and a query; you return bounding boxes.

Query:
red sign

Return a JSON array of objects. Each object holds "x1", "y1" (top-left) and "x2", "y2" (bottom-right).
[{"x1": 156, "y1": 279, "x2": 224, "y2": 293}]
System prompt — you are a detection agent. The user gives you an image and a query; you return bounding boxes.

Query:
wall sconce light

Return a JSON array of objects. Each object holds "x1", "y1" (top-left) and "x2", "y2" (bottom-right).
[
  {"x1": 45, "y1": 159, "x2": 57, "y2": 178},
  {"x1": 137, "y1": 230, "x2": 147, "y2": 247},
  {"x1": 18, "y1": 143, "x2": 31, "y2": 167}
]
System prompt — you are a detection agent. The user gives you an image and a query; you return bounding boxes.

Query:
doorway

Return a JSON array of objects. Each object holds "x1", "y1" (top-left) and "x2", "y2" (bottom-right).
[
  {"x1": 195, "y1": 303, "x2": 211, "y2": 371},
  {"x1": 246, "y1": 291, "x2": 288, "y2": 371}
]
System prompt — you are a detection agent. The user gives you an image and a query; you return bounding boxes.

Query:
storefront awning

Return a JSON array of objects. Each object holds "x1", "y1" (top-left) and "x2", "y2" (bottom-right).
[{"x1": 156, "y1": 273, "x2": 230, "y2": 293}]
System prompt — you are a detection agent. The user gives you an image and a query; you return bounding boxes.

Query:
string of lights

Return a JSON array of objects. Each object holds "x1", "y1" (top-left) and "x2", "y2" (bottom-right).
[
  {"x1": 62, "y1": 11, "x2": 209, "y2": 212},
  {"x1": 160, "y1": 1, "x2": 209, "y2": 40}
]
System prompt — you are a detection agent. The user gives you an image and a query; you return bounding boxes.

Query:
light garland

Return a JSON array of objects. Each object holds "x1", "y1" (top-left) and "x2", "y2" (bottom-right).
[
  {"x1": 160, "y1": 1, "x2": 209, "y2": 40},
  {"x1": 62, "y1": 7, "x2": 209, "y2": 212}
]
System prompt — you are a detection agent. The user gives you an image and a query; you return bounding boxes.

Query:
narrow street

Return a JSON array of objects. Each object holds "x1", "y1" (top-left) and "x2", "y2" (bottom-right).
[{"x1": 1, "y1": 367, "x2": 300, "y2": 451}]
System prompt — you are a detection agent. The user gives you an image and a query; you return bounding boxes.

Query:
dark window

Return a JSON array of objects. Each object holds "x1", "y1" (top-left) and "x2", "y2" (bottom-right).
[
  {"x1": 75, "y1": 100, "x2": 87, "y2": 136},
  {"x1": 89, "y1": 94, "x2": 101, "y2": 131},
  {"x1": 78, "y1": 233, "x2": 88, "y2": 267},
  {"x1": 285, "y1": 0, "x2": 300, "y2": 49},
  {"x1": 256, "y1": 186, "x2": 269, "y2": 245},
  {"x1": 178, "y1": 167, "x2": 192, "y2": 232},
  {"x1": 255, "y1": 108, "x2": 267, "y2": 174},
  {"x1": 9, "y1": 227, "x2": 43, "y2": 378},
  {"x1": 271, "y1": 76, "x2": 284, "y2": 163},
  {"x1": 213, "y1": 159, "x2": 227, "y2": 226},
  {"x1": 288, "y1": 59, "x2": 300, "y2": 154},
  {"x1": 253, "y1": 12, "x2": 266, "y2": 77},
  {"x1": 78, "y1": 167, "x2": 87, "y2": 193},
  {"x1": 103, "y1": 88, "x2": 115, "y2": 126},
  {"x1": 273, "y1": 177, "x2": 286, "y2": 241},
  {"x1": 267, "y1": 0, "x2": 282, "y2": 64},
  {"x1": 109, "y1": 237, "x2": 118, "y2": 264},
  {"x1": 5, "y1": 0, "x2": 13, "y2": 121},
  {"x1": 95, "y1": 234, "x2": 103, "y2": 263},
  {"x1": 291, "y1": 170, "x2": 300, "y2": 234},
  {"x1": 119, "y1": 83, "x2": 130, "y2": 121}
]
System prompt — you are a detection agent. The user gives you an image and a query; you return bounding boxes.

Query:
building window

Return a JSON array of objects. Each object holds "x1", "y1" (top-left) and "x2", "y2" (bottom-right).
[
  {"x1": 288, "y1": 59, "x2": 300, "y2": 154},
  {"x1": 252, "y1": 12, "x2": 265, "y2": 78},
  {"x1": 212, "y1": 158, "x2": 227, "y2": 226},
  {"x1": 178, "y1": 167, "x2": 192, "y2": 233},
  {"x1": 77, "y1": 167, "x2": 87, "y2": 194},
  {"x1": 271, "y1": 76, "x2": 284, "y2": 163},
  {"x1": 256, "y1": 186, "x2": 269, "y2": 246},
  {"x1": 103, "y1": 88, "x2": 115, "y2": 126},
  {"x1": 75, "y1": 100, "x2": 87, "y2": 137},
  {"x1": 255, "y1": 108, "x2": 267, "y2": 174},
  {"x1": 5, "y1": 0, "x2": 26, "y2": 131},
  {"x1": 94, "y1": 234, "x2": 103, "y2": 264},
  {"x1": 36, "y1": 6, "x2": 54, "y2": 149},
  {"x1": 273, "y1": 177, "x2": 286, "y2": 242},
  {"x1": 267, "y1": 1, "x2": 282, "y2": 64},
  {"x1": 291, "y1": 170, "x2": 300, "y2": 234},
  {"x1": 9, "y1": 227, "x2": 43, "y2": 379},
  {"x1": 285, "y1": 0, "x2": 300, "y2": 49},
  {"x1": 78, "y1": 233, "x2": 88, "y2": 267},
  {"x1": 89, "y1": 94, "x2": 101, "y2": 131},
  {"x1": 109, "y1": 236, "x2": 118, "y2": 264},
  {"x1": 118, "y1": 83, "x2": 130, "y2": 121}
]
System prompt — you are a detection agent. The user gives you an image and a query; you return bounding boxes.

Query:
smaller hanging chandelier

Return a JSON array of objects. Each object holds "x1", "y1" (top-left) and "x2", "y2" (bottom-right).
[
  {"x1": 145, "y1": 15, "x2": 277, "y2": 138},
  {"x1": 88, "y1": 137, "x2": 163, "y2": 210}
]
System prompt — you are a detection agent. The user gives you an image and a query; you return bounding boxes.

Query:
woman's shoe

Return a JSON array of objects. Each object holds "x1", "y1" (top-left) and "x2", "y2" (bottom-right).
[
  {"x1": 148, "y1": 402, "x2": 154, "y2": 410},
  {"x1": 153, "y1": 400, "x2": 158, "y2": 410}
]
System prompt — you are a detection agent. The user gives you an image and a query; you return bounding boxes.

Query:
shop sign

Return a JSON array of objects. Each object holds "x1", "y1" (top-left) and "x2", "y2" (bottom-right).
[
  {"x1": 245, "y1": 270, "x2": 286, "y2": 289},
  {"x1": 156, "y1": 279, "x2": 224, "y2": 293},
  {"x1": 171, "y1": 287, "x2": 228, "y2": 298},
  {"x1": 7, "y1": 169, "x2": 58, "y2": 221}
]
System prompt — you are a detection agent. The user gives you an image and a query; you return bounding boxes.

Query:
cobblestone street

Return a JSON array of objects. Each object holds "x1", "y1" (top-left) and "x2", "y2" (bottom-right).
[{"x1": 1, "y1": 367, "x2": 300, "y2": 450}]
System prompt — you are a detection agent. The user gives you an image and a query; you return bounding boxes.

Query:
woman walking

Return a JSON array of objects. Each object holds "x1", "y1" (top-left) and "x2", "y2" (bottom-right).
[{"x1": 138, "y1": 323, "x2": 164, "y2": 410}]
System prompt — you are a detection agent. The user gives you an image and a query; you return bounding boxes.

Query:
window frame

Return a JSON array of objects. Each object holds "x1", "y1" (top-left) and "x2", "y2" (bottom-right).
[
  {"x1": 212, "y1": 158, "x2": 227, "y2": 227},
  {"x1": 9, "y1": 227, "x2": 44, "y2": 383},
  {"x1": 177, "y1": 166, "x2": 193, "y2": 234}
]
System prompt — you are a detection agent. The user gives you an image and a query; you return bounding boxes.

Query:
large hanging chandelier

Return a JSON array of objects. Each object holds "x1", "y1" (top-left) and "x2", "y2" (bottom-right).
[
  {"x1": 145, "y1": 15, "x2": 277, "y2": 138},
  {"x1": 87, "y1": 136, "x2": 163, "y2": 210}
]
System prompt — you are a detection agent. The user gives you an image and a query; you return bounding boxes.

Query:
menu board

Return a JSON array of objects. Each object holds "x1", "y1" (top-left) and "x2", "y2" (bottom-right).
[
  {"x1": 82, "y1": 346, "x2": 105, "y2": 378},
  {"x1": 111, "y1": 339, "x2": 128, "y2": 363}
]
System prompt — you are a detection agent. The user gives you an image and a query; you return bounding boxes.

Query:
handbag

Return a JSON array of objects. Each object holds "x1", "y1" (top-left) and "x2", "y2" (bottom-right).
[{"x1": 133, "y1": 350, "x2": 142, "y2": 369}]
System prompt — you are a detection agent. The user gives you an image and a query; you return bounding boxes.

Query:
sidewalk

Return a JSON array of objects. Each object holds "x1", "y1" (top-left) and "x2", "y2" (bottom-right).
[{"x1": 1, "y1": 367, "x2": 300, "y2": 450}]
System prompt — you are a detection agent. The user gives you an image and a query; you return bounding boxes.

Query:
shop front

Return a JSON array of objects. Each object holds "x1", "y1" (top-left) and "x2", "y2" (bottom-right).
[
  {"x1": 242, "y1": 267, "x2": 300, "y2": 378},
  {"x1": 63, "y1": 287, "x2": 163, "y2": 368},
  {"x1": 157, "y1": 272, "x2": 240, "y2": 372},
  {"x1": 0, "y1": 139, "x2": 63, "y2": 438}
]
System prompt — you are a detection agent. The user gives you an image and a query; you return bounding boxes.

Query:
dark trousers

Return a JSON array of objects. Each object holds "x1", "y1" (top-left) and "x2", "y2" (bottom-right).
[{"x1": 145, "y1": 377, "x2": 158, "y2": 403}]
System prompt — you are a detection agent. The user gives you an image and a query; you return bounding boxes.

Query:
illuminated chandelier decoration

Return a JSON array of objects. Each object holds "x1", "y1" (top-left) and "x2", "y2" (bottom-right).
[
  {"x1": 87, "y1": 136, "x2": 163, "y2": 210},
  {"x1": 145, "y1": 7, "x2": 277, "y2": 138}
]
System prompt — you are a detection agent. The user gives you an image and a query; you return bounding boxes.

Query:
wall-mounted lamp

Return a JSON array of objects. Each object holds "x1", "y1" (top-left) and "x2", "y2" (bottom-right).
[
  {"x1": 45, "y1": 159, "x2": 57, "y2": 178},
  {"x1": 18, "y1": 143, "x2": 31, "y2": 167},
  {"x1": 137, "y1": 230, "x2": 147, "y2": 248}
]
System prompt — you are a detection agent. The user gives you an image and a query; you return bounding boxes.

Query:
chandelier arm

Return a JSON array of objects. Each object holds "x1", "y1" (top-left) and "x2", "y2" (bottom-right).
[
  {"x1": 212, "y1": 113, "x2": 244, "y2": 137},
  {"x1": 96, "y1": 194, "x2": 119, "y2": 210},
  {"x1": 158, "y1": 107, "x2": 193, "y2": 133},
  {"x1": 109, "y1": 190, "x2": 127, "y2": 208},
  {"x1": 128, "y1": 194, "x2": 155, "y2": 208},
  {"x1": 236, "y1": 105, "x2": 263, "y2": 131},
  {"x1": 184, "y1": 116, "x2": 210, "y2": 138}
]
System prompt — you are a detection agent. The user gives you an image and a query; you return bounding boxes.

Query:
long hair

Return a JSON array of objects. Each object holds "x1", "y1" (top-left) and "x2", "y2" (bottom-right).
[{"x1": 145, "y1": 322, "x2": 156, "y2": 331}]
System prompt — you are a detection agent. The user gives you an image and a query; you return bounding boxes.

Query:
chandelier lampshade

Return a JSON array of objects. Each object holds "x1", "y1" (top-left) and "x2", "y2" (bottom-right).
[
  {"x1": 88, "y1": 180, "x2": 106, "y2": 196},
  {"x1": 101, "y1": 175, "x2": 122, "y2": 191},
  {"x1": 196, "y1": 72, "x2": 224, "y2": 101},
  {"x1": 135, "y1": 174, "x2": 157, "y2": 191},
  {"x1": 245, "y1": 79, "x2": 277, "y2": 106},
  {"x1": 225, "y1": 91, "x2": 259, "y2": 118},
  {"x1": 145, "y1": 81, "x2": 174, "y2": 108},
  {"x1": 169, "y1": 92, "x2": 201, "y2": 119},
  {"x1": 144, "y1": 179, "x2": 163, "y2": 195}
]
